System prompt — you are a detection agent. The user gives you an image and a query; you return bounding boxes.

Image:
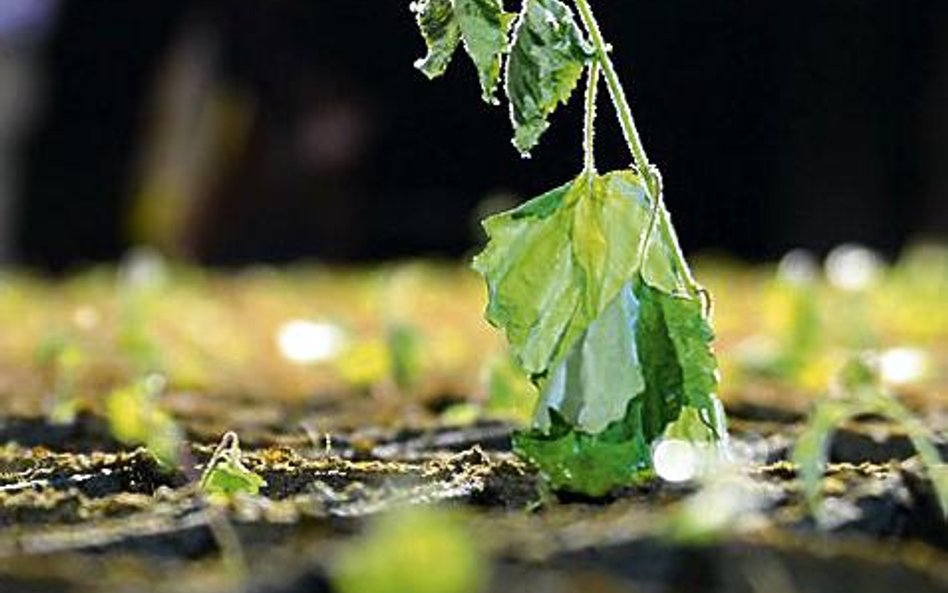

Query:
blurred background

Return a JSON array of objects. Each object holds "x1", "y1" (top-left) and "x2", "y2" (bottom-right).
[{"x1": 0, "y1": 0, "x2": 946, "y2": 271}]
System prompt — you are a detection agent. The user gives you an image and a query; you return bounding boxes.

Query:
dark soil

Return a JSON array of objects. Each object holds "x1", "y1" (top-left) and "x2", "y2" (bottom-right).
[{"x1": 0, "y1": 401, "x2": 944, "y2": 593}]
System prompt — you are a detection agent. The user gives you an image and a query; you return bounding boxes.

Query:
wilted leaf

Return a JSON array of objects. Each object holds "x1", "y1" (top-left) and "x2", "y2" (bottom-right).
[
  {"x1": 411, "y1": 0, "x2": 462, "y2": 79},
  {"x1": 505, "y1": 0, "x2": 592, "y2": 154},
  {"x1": 455, "y1": 0, "x2": 516, "y2": 102},
  {"x1": 518, "y1": 276, "x2": 725, "y2": 495},
  {"x1": 635, "y1": 280, "x2": 721, "y2": 441},
  {"x1": 412, "y1": 0, "x2": 515, "y2": 103},
  {"x1": 473, "y1": 170, "x2": 685, "y2": 382},
  {"x1": 532, "y1": 281, "x2": 645, "y2": 433},
  {"x1": 513, "y1": 407, "x2": 653, "y2": 497},
  {"x1": 533, "y1": 278, "x2": 722, "y2": 437}
]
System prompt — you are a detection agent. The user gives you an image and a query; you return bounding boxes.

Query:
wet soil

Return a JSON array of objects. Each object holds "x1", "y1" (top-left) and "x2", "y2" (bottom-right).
[{"x1": 0, "y1": 402, "x2": 944, "y2": 593}]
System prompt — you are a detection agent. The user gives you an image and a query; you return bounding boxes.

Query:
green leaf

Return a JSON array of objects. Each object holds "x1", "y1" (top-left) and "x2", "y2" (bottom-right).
[
  {"x1": 513, "y1": 406, "x2": 653, "y2": 497},
  {"x1": 334, "y1": 507, "x2": 486, "y2": 593},
  {"x1": 505, "y1": 0, "x2": 593, "y2": 155},
  {"x1": 532, "y1": 281, "x2": 645, "y2": 433},
  {"x1": 200, "y1": 431, "x2": 266, "y2": 498},
  {"x1": 473, "y1": 170, "x2": 685, "y2": 381},
  {"x1": 455, "y1": 0, "x2": 516, "y2": 103},
  {"x1": 411, "y1": 0, "x2": 462, "y2": 79},
  {"x1": 411, "y1": 0, "x2": 515, "y2": 103},
  {"x1": 793, "y1": 355, "x2": 948, "y2": 521},
  {"x1": 518, "y1": 276, "x2": 725, "y2": 495},
  {"x1": 532, "y1": 277, "x2": 722, "y2": 436},
  {"x1": 106, "y1": 375, "x2": 181, "y2": 467},
  {"x1": 474, "y1": 169, "x2": 725, "y2": 495},
  {"x1": 635, "y1": 280, "x2": 721, "y2": 441}
]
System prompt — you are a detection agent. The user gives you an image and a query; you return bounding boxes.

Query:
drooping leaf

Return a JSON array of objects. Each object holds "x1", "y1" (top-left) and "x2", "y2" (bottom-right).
[
  {"x1": 455, "y1": 0, "x2": 516, "y2": 103},
  {"x1": 505, "y1": 0, "x2": 593, "y2": 154},
  {"x1": 411, "y1": 0, "x2": 462, "y2": 79},
  {"x1": 520, "y1": 276, "x2": 725, "y2": 495},
  {"x1": 532, "y1": 281, "x2": 645, "y2": 433},
  {"x1": 634, "y1": 280, "x2": 722, "y2": 441},
  {"x1": 411, "y1": 0, "x2": 515, "y2": 103},
  {"x1": 513, "y1": 406, "x2": 653, "y2": 497},
  {"x1": 473, "y1": 170, "x2": 685, "y2": 382},
  {"x1": 531, "y1": 276, "x2": 722, "y2": 436}
]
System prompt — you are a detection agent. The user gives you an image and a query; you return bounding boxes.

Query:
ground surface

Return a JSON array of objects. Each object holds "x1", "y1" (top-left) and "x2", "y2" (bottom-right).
[{"x1": 0, "y1": 253, "x2": 944, "y2": 592}]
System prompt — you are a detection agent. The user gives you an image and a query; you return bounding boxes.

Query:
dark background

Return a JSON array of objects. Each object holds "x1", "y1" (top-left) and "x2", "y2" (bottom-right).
[{"x1": 11, "y1": 0, "x2": 948, "y2": 270}]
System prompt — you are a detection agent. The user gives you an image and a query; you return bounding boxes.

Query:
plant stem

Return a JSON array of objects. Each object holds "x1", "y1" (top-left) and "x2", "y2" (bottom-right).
[
  {"x1": 572, "y1": 0, "x2": 703, "y2": 300},
  {"x1": 583, "y1": 62, "x2": 600, "y2": 174}
]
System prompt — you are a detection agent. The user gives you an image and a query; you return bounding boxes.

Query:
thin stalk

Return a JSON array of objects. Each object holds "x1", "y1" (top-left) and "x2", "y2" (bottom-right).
[
  {"x1": 572, "y1": 0, "x2": 703, "y2": 300},
  {"x1": 583, "y1": 62, "x2": 600, "y2": 174}
]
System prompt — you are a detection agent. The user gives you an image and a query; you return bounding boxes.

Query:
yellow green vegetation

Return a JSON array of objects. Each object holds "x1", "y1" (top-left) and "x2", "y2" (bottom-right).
[{"x1": 333, "y1": 506, "x2": 487, "y2": 593}]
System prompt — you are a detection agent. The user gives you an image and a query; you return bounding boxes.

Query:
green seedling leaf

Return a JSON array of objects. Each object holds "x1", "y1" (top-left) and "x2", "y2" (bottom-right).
[
  {"x1": 334, "y1": 507, "x2": 487, "y2": 593},
  {"x1": 411, "y1": 0, "x2": 461, "y2": 79},
  {"x1": 388, "y1": 324, "x2": 424, "y2": 391},
  {"x1": 200, "y1": 431, "x2": 266, "y2": 498},
  {"x1": 106, "y1": 374, "x2": 181, "y2": 467},
  {"x1": 36, "y1": 332, "x2": 84, "y2": 425},
  {"x1": 505, "y1": 0, "x2": 593, "y2": 154},
  {"x1": 411, "y1": 0, "x2": 515, "y2": 102},
  {"x1": 794, "y1": 354, "x2": 948, "y2": 522},
  {"x1": 473, "y1": 170, "x2": 685, "y2": 383}
]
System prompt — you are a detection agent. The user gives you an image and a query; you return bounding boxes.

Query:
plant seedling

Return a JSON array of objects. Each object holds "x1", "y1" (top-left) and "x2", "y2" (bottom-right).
[
  {"x1": 411, "y1": 0, "x2": 727, "y2": 494},
  {"x1": 35, "y1": 332, "x2": 84, "y2": 425},
  {"x1": 793, "y1": 353, "x2": 948, "y2": 523},
  {"x1": 200, "y1": 431, "x2": 267, "y2": 499},
  {"x1": 333, "y1": 506, "x2": 486, "y2": 593},
  {"x1": 106, "y1": 373, "x2": 182, "y2": 467}
]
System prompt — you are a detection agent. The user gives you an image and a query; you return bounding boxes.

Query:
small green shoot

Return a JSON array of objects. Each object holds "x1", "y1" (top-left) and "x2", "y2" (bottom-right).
[
  {"x1": 106, "y1": 373, "x2": 182, "y2": 467},
  {"x1": 411, "y1": 0, "x2": 727, "y2": 494},
  {"x1": 200, "y1": 431, "x2": 266, "y2": 499},
  {"x1": 35, "y1": 332, "x2": 84, "y2": 424},
  {"x1": 333, "y1": 506, "x2": 487, "y2": 593},
  {"x1": 793, "y1": 353, "x2": 948, "y2": 523},
  {"x1": 388, "y1": 324, "x2": 424, "y2": 391}
]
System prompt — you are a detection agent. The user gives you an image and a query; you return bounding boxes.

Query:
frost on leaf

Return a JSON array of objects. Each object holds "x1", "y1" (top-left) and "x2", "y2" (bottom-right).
[
  {"x1": 411, "y1": 0, "x2": 515, "y2": 103},
  {"x1": 505, "y1": 0, "x2": 593, "y2": 155},
  {"x1": 474, "y1": 168, "x2": 726, "y2": 495},
  {"x1": 516, "y1": 276, "x2": 726, "y2": 495},
  {"x1": 455, "y1": 0, "x2": 516, "y2": 103},
  {"x1": 473, "y1": 170, "x2": 686, "y2": 382},
  {"x1": 411, "y1": 0, "x2": 462, "y2": 79}
]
